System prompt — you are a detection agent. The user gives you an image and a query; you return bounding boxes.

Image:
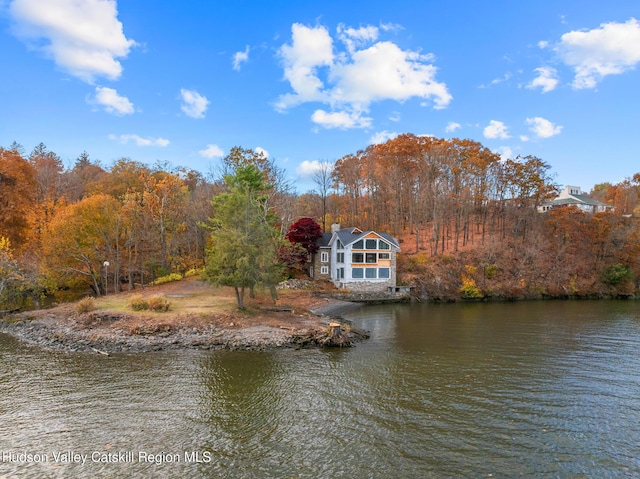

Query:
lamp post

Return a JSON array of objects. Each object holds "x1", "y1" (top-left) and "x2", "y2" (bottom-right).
[{"x1": 103, "y1": 261, "x2": 110, "y2": 296}]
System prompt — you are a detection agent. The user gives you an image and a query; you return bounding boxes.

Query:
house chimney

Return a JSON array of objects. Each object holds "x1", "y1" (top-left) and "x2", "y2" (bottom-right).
[{"x1": 330, "y1": 223, "x2": 341, "y2": 233}]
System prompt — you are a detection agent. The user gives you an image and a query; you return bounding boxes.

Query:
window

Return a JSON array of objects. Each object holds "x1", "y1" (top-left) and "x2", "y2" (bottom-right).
[
  {"x1": 366, "y1": 253, "x2": 377, "y2": 263},
  {"x1": 352, "y1": 253, "x2": 364, "y2": 263},
  {"x1": 321, "y1": 252, "x2": 328, "y2": 262},
  {"x1": 321, "y1": 266, "x2": 329, "y2": 275},
  {"x1": 353, "y1": 240, "x2": 363, "y2": 249},
  {"x1": 337, "y1": 240, "x2": 343, "y2": 250},
  {"x1": 366, "y1": 239, "x2": 377, "y2": 249},
  {"x1": 379, "y1": 241, "x2": 390, "y2": 250},
  {"x1": 337, "y1": 252, "x2": 344, "y2": 263},
  {"x1": 365, "y1": 268, "x2": 377, "y2": 279},
  {"x1": 352, "y1": 268, "x2": 363, "y2": 279},
  {"x1": 378, "y1": 253, "x2": 390, "y2": 260},
  {"x1": 378, "y1": 268, "x2": 390, "y2": 279},
  {"x1": 338, "y1": 268, "x2": 345, "y2": 279}
]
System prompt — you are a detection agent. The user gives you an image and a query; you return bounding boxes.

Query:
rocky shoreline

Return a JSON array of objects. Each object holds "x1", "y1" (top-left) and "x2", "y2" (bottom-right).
[{"x1": 0, "y1": 298, "x2": 369, "y2": 354}]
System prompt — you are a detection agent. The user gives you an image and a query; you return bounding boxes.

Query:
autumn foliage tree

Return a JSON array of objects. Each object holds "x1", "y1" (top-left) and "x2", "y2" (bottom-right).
[
  {"x1": 2, "y1": 136, "x2": 637, "y2": 306},
  {"x1": 285, "y1": 217, "x2": 323, "y2": 255},
  {"x1": 330, "y1": 134, "x2": 560, "y2": 255},
  {"x1": 0, "y1": 147, "x2": 36, "y2": 251},
  {"x1": 43, "y1": 194, "x2": 122, "y2": 295},
  {"x1": 283, "y1": 217, "x2": 323, "y2": 272},
  {"x1": 0, "y1": 237, "x2": 22, "y2": 309}
]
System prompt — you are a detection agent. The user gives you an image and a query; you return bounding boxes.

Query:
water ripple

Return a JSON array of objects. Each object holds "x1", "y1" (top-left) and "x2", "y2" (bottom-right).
[{"x1": 2, "y1": 300, "x2": 640, "y2": 477}]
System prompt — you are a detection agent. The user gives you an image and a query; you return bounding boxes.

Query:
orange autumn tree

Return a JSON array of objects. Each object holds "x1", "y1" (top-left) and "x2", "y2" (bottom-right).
[
  {"x1": 0, "y1": 147, "x2": 37, "y2": 252},
  {"x1": 28, "y1": 143, "x2": 66, "y2": 249},
  {"x1": 140, "y1": 171, "x2": 190, "y2": 276},
  {"x1": 43, "y1": 194, "x2": 122, "y2": 295}
]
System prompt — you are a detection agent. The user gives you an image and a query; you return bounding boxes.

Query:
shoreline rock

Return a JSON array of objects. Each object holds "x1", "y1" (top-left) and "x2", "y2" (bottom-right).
[{"x1": 0, "y1": 298, "x2": 368, "y2": 354}]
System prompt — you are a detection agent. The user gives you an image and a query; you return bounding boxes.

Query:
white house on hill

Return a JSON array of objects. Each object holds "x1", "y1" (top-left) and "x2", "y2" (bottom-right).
[
  {"x1": 539, "y1": 186, "x2": 614, "y2": 214},
  {"x1": 310, "y1": 224, "x2": 401, "y2": 292}
]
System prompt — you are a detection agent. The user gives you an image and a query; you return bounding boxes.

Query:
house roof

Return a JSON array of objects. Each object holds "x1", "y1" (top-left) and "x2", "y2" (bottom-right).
[
  {"x1": 329, "y1": 227, "x2": 400, "y2": 249},
  {"x1": 569, "y1": 194, "x2": 611, "y2": 207},
  {"x1": 317, "y1": 233, "x2": 332, "y2": 248},
  {"x1": 550, "y1": 194, "x2": 611, "y2": 208}
]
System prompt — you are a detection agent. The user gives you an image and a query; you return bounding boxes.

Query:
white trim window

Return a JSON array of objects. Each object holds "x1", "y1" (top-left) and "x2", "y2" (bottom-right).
[
  {"x1": 321, "y1": 266, "x2": 329, "y2": 275},
  {"x1": 321, "y1": 252, "x2": 329, "y2": 263}
]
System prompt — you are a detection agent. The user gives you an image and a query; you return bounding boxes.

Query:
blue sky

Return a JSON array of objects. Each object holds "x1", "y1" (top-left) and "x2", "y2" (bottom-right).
[{"x1": 1, "y1": 1, "x2": 639, "y2": 193}]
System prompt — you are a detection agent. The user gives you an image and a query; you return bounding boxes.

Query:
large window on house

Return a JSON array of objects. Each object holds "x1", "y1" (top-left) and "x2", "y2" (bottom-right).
[
  {"x1": 338, "y1": 268, "x2": 345, "y2": 279},
  {"x1": 378, "y1": 268, "x2": 390, "y2": 278},
  {"x1": 352, "y1": 268, "x2": 363, "y2": 279},
  {"x1": 352, "y1": 253, "x2": 364, "y2": 263},
  {"x1": 366, "y1": 239, "x2": 377, "y2": 249},
  {"x1": 365, "y1": 268, "x2": 377, "y2": 279},
  {"x1": 321, "y1": 252, "x2": 329, "y2": 263},
  {"x1": 353, "y1": 240, "x2": 363, "y2": 249},
  {"x1": 337, "y1": 252, "x2": 344, "y2": 263},
  {"x1": 366, "y1": 253, "x2": 377, "y2": 263},
  {"x1": 337, "y1": 240, "x2": 343, "y2": 249},
  {"x1": 379, "y1": 253, "x2": 390, "y2": 260},
  {"x1": 379, "y1": 241, "x2": 390, "y2": 250}
]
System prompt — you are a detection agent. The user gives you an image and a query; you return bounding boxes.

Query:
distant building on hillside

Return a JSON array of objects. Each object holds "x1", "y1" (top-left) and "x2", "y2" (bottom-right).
[
  {"x1": 538, "y1": 186, "x2": 614, "y2": 214},
  {"x1": 310, "y1": 224, "x2": 401, "y2": 292}
]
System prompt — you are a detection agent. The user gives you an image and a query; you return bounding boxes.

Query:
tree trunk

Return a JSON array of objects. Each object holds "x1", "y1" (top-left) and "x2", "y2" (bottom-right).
[
  {"x1": 269, "y1": 285, "x2": 278, "y2": 303},
  {"x1": 235, "y1": 286, "x2": 245, "y2": 309}
]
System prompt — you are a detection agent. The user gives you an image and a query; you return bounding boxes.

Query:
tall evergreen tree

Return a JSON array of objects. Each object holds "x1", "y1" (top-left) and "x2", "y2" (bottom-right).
[{"x1": 202, "y1": 164, "x2": 284, "y2": 309}]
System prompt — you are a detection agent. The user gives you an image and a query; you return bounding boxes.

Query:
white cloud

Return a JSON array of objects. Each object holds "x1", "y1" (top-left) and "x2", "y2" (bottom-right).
[
  {"x1": 526, "y1": 117, "x2": 563, "y2": 138},
  {"x1": 483, "y1": 120, "x2": 510, "y2": 140},
  {"x1": 380, "y1": 22, "x2": 403, "y2": 33},
  {"x1": 232, "y1": 45, "x2": 250, "y2": 71},
  {"x1": 553, "y1": 18, "x2": 640, "y2": 89},
  {"x1": 255, "y1": 147, "x2": 269, "y2": 158},
  {"x1": 496, "y1": 146, "x2": 513, "y2": 161},
  {"x1": 276, "y1": 23, "x2": 334, "y2": 111},
  {"x1": 389, "y1": 111, "x2": 401, "y2": 122},
  {"x1": 370, "y1": 130, "x2": 398, "y2": 144},
  {"x1": 108, "y1": 134, "x2": 169, "y2": 147},
  {"x1": 92, "y1": 86, "x2": 134, "y2": 115},
  {"x1": 337, "y1": 24, "x2": 379, "y2": 53},
  {"x1": 520, "y1": 135, "x2": 530, "y2": 142},
  {"x1": 445, "y1": 121, "x2": 461, "y2": 133},
  {"x1": 311, "y1": 109, "x2": 372, "y2": 129},
  {"x1": 276, "y1": 23, "x2": 451, "y2": 128},
  {"x1": 9, "y1": 0, "x2": 136, "y2": 83},
  {"x1": 180, "y1": 89, "x2": 209, "y2": 119},
  {"x1": 198, "y1": 144, "x2": 224, "y2": 158},
  {"x1": 480, "y1": 72, "x2": 512, "y2": 88},
  {"x1": 527, "y1": 66, "x2": 559, "y2": 93},
  {"x1": 296, "y1": 160, "x2": 333, "y2": 177},
  {"x1": 330, "y1": 41, "x2": 450, "y2": 109}
]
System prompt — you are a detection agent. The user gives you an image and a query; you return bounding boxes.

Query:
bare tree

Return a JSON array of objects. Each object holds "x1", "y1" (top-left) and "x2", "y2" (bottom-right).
[{"x1": 311, "y1": 161, "x2": 334, "y2": 232}]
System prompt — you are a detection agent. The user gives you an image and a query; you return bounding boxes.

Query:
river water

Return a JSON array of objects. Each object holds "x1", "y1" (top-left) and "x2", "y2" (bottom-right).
[{"x1": 1, "y1": 300, "x2": 640, "y2": 478}]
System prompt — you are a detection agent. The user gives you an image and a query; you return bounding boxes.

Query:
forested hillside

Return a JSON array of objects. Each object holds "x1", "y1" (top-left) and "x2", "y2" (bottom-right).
[{"x1": 2, "y1": 134, "x2": 640, "y2": 308}]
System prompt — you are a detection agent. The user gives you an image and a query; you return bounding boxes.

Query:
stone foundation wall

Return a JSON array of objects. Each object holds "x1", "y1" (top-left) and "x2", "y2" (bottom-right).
[{"x1": 336, "y1": 280, "x2": 395, "y2": 293}]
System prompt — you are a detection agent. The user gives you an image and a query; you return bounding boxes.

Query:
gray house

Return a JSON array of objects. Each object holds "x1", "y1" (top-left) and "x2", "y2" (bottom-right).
[
  {"x1": 538, "y1": 185, "x2": 614, "y2": 214},
  {"x1": 311, "y1": 224, "x2": 400, "y2": 292}
]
